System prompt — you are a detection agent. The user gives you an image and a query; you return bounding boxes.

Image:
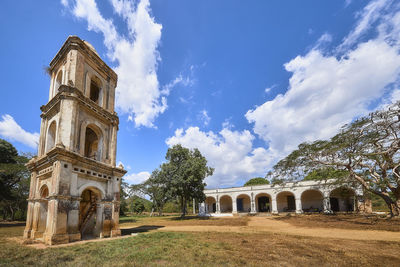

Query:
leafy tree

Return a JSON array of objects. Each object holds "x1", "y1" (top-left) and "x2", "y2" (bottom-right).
[
  {"x1": 131, "y1": 168, "x2": 171, "y2": 216},
  {"x1": 272, "y1": 102, "x2": 400, "y2": 216},
  {"x1": 304, "y1": 168, "x2": 349, "y2": 181},
  {"x1": 0, "y1": 139, "x2": 31, "y2": 220},
  {"x1": 119, "y1": 180, "x2": 130, "y2": 216},
  {"x1": 129, "y1": 196, "x2": 146, "y2": 214},
  {"x1": 163, "y1": 144, "x2": 214, "y2": 217},
  {"x1": 244, "y1": 177, "x2": 270, "y2": 186}
]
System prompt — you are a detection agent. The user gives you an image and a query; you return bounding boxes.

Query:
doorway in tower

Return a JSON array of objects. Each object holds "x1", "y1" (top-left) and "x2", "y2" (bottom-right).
[{"x1": 79, "y1": 188, "x2": 102, "y2": 239}]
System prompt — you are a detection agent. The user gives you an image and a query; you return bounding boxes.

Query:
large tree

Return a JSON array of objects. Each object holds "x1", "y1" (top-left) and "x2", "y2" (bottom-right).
[
  {"x1": 131, "y1": 168, "x2": 171, "y2": 216},
  {"x1": 272, "y1": 102, "x2": 400, "y2": 216},
  {"x1": 0, "y1": 139, "x2": 31, "y2": 220},
  {"x1": 244, "y1": 177, "x2": 270, "y2": 186},
  {"x1": 163, "y1": 144, "x2": 214, "y2": 217}
]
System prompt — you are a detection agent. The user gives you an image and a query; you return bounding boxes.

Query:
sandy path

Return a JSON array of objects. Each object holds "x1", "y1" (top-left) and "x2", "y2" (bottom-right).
[{"x1": 155, "y1": 217, "x2": 400, "y2": 242}]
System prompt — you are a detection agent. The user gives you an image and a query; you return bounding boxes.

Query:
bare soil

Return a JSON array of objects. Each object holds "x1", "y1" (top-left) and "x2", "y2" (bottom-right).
[{"x1": 273, "y1": 214, "x2": 400, "y2": 232}]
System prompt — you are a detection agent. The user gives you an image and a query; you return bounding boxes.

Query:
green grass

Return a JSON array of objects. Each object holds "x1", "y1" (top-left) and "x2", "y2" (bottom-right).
[{"x1": 1, "y1": 216, "x2": 400, "y2": 266}]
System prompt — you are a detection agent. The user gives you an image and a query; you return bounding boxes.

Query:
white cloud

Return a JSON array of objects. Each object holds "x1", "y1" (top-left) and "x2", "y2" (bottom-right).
[
  {"x1": 62, "y1": 0, "x2": 165, "y2": 128},
  {"x1": 338, "y1": 0, "x2": 391, "y2": 51},
  {"x1": 124, "y1": 171, "x2": 150, "y2": 184},
  {"x1": 198, "y1": 110, "x2": 211, "y2": 126},
  {"x1": 265, "y1": 84, "x2": 277, "y2": 93},
  {"x1": 166, "y1": 127, "x2": 273, "y2": 188},
  {"x1": 161, "y1": 74, "x2": 194, "y2": 95},
  {"x1": 246, "y1": 0, "x2": 400, "y2": 158},
  {"x1": 0, "y1": 115, "x2": 39, "y2": 149}
]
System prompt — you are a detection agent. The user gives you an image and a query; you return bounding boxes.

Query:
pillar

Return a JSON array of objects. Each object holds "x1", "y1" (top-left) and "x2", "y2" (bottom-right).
[
  {"x1": 67, "y1": 199, "x2": 81, "y2": 242},
  {"x1": 271, "y1": 196, "x2": 278, "y2": 214},
  {"x1": 43, "y1": 198, "x2": 69, "y2": 245},
  {"x1": 323, "y1": 191, "x2": 331, "y2": 213},
  {"x1": 216, "y1": 196, "x2": 221, "y2": 214},
  {"x1": 193, "y1": 198, "x2": 196, "y2": 214},
  {"x1": 23, "y1": 201, "x2": 35, "y2": 239},
  {"x1": 111, "y1": 201, "x2": 121, "y2": 237},
  {"x1": 250, "y1": 193, "x2": 256, "y2": 213},
  {"x1": 30, "y1": 201, "x2": 41, "y2": 238},
  {"x1": 232, "y1": 197, "x2": 237, "y2": 213},
  {"x1": 295, "y1": 197, "x2": 303, "y2": 214}
]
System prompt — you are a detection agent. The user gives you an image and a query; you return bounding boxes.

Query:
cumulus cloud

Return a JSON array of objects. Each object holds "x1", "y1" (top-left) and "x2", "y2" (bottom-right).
[
  {"x1": 246, "y1": 0, "x2": 400, "y2": 157},
  {"x1": 62, "y1": 0, "x2": 165, "y2": 128},
  {"x1": 0, "y1": 115, "x2": 39, "y2": 149},
  {"x1": 166, "y1": 127, "x2": 273, "y2": 188},
  {"x1": 124, "y1": 171, "x2": 151, "y2": 184}
]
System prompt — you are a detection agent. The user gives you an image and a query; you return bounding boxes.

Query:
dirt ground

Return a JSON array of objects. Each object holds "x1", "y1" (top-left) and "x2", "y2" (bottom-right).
[
  {"x1": 273, "y1": 214, "x2": 400, "y2": 231},
  {"x1": 119, "y1": 214, "x2": 400, "y2": 242}
]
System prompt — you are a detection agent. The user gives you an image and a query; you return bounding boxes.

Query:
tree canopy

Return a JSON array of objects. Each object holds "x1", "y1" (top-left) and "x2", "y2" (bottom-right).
[
  {"x1": 132, "y1": 144, "x2": 214, "y2": 217},
  {"x1": 0, "y1": 139, "x2": 31, "y2": 220},
  {"x1": 162, "y1": 144, "x2": 214, "y2": 216},
  {"x1": 244, "y1": 177, "x2": 270, "y2": 186},
  {"x1": 271, "y1": 102, "x2": 400, "y2": 216}
]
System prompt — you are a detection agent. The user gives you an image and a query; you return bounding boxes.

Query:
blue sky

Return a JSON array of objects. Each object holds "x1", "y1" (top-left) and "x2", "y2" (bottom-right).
[{"x1": 1, "y1": 0, "x2": 400, "y2": 188}]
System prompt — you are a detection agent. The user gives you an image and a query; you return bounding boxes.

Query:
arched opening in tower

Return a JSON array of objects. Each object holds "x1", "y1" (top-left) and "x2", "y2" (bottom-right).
[
  {"x1": 46, "y1": 121, "x2": 57, "y2": 152},
  {"x1": 37, "y1": 185, "x2": 49, "y2": 236},
  {"x1": 89, "y1": 77, "x2": 101, "y2": 104},
  {"x1": 84, "y1": 127, "x2": 99, "y2": 160},
  {"x1": 79, "y1": 188, "x2": 101, "y2": 239}
]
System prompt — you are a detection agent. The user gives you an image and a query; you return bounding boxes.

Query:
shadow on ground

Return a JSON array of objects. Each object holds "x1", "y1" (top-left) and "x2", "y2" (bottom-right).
[
  {"x1": 170, "y1": 215, "x2": 210, "y2": 221},
  {"x1": 121, "y1": 225, "x2": 164, "y2": 235},
  {"x1": 0, "y1": 222, "x2": 26, "y2": 228}
]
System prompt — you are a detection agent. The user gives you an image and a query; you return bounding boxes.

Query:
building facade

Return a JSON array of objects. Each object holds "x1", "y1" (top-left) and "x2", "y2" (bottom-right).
[
  {"x1": 202, "y1": 180, "x2": 372, "y2": 215},
  {"x1": 23, "y1": 36, "x2": 126, "y2": 245}
]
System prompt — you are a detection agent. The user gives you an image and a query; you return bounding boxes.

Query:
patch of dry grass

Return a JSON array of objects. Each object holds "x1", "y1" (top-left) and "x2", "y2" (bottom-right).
[{"x1": 273, "y1": 214, "x2": 400, "y2": 232}]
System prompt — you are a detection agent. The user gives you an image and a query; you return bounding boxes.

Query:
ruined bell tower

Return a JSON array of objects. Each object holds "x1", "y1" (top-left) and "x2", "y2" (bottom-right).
[{"x1": 23, "y1": 36, "x2": 126, "y2": 245}]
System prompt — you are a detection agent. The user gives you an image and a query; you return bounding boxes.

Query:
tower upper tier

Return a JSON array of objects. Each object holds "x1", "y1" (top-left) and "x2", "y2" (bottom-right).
[{"x1": 48, "y1": 36, "x2": 117, "y2": 113}]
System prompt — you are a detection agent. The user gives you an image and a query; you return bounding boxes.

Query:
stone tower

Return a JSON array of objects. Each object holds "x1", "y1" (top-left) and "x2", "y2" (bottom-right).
[{"x1": 23, "y1": 36, "x2": 126, "y2": 245}]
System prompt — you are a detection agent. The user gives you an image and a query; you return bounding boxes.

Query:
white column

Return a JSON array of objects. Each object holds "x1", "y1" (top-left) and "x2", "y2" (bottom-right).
[
  {"x1": 295, "y1": 197, "x2": 303, "y2": 214},
  {"x1": 232, "y1": 196, "x2": 237, "y2": 213},
  {"x1": 323, "y1": 191, "x2": 331, "y2": 213},
  {"x1": 216, "y1": 195, "x2": 221, "y2": 214},
  {"x1": 193, "y1": 198, "x2": 196, "y2": 214},
  {"x1": 271, "y1": 195, "x2": 278, "y2": 214},
  {"x1": 250, "y1": 193, "x2": 256, "y2": 213}
]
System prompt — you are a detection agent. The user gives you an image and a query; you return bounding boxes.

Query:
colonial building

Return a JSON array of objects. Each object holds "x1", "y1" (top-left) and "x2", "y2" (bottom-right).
[
  {"x1": 202, "y1": 180, "x2": 372, "y2": 215},
  {"x1": 23, "y1": 36, "x2": 126, "y2": 245}
]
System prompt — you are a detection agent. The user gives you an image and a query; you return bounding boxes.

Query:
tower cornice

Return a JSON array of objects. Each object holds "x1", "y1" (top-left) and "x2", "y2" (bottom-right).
[
  {"x1": 40, "y1": 85, "x2": 119, "y2": 127},
  {"x1": 50, "y1": 36, "x2": 117, "y2": 83}
]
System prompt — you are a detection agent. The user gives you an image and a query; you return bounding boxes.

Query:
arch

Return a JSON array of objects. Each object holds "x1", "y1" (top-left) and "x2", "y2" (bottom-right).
[
  {"x1": 37, "y1": 184, "x2": 49, "y2": 237},
  {"x1": 53, "y1": 69, "x2": 63, "y2": 97},
  {"x1": 255, "y1": 193, "x2": 271, "y2": 212},
  {"x1": 301, "y1": 189, "x2": 323, "y2": 212},
  {"x1": 45, "y1": 121, "x2": 57, "y2": 153},
  {"x1": 39, "y1": 184, "x2": 49, "y2": 198},
  {"x1": 219, "y1": 195, "x2": 233, "y2": 213},
  {"x1": 89, "y1": 75, "x2": 102, "y2": 105},
  {"x1": 84, "y1": 124, "x2": 103, "y2": 160},
  {"x1": 236, "y1": 194, "x2": 251, "y2": 212},
  {"x1": 330, "y1": 187, "x2": 356, "y2": 212},
  {"x1": 77, "y1": 183, "x2": 105, "y2": 199},
  {"x1": 205, "y1": 196, "x2": 216, "y2": 213},
  {"x1": 79, "y1": 187, "x2": 102, "y2": 238},
  {"x1": 276, "y1": 191, "x2": 296, "y2": 212}
]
